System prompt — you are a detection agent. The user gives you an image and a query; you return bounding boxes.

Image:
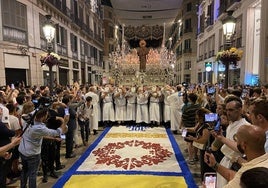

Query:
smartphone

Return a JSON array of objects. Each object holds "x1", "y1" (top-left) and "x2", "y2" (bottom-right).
[
  {"x1": 205, "y1": 113, "x2": 218, "y2": 122},
  {"x1": 64, "y1": 108, "x2": 70, "y2": 116},
  {"x1": 60, "y1": 134, "x2": 66, "y2": 140},
  {"x1": 32, "y1": 99, "x2": 38, "y2": 104},
  {"x1": 207, "y1": 87, "x2": 215, "y2": 94},
  {"x1": 11, "y1": 83, "x2": 15, "y2": 90},
  {"x1": 214, "y1": 118, "x2": 221, "y2": 132},
  {"x1": 241, "y1": 89, "x2": 249, "y2": 99},
  {"x1": 204, "y1": 172, "x2": 217, "y2": 188},
  {"x1": 219, "y1": 83, "x2": 222, "y2": 89},
  {"x1": 182, "y1": 129, "x2": 187, "y2": 137}
]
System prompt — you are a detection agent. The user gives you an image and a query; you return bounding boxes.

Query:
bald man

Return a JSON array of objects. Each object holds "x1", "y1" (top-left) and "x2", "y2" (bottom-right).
[{"x1": 204, "y1": 125, "x2": 268, "y2": 188}]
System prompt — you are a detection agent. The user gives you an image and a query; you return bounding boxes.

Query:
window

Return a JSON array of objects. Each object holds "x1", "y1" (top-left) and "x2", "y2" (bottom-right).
[
  {"x1": 80, "y1": 40, "x2": 85, "y2": 56},
  {"x1": 184, "y1": 74, "x2": 191, "y2": 83},
  {"x1": 185, "y1": 18, "x2": 191, "y2": 30},
  {"x1": 86, "y1": 14, "x2": 90, "y2": 28},
  {"x1": 184, "y1": 39, "x2": 191, "y2": 49},
  {"x1": 186, "y1": 3, "x2": 192, "y2": 12},
  {"x1": 70, "y1": 33, "x2": 78, "y2": 52},
  {"x1": 79, "y1": 6, "x2": 83, "y2": 20},
  {"x1": 2, "y1": 0, "x2": 27, "y2": 44},
  {"x1": 108, "y1": 11, "x2": 112, "y2": 19},
  {"x1": 108, "y1": 25, "x2": 114, "y2": 38},
  {"x1": 56, "y1": 25, "x2": 67, "y2": 46},
  {"x1": 184, "y1": 61, "x2": 191, "y2": 70}
]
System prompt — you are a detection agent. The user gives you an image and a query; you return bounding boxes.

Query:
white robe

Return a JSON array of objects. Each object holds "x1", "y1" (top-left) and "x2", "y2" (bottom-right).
[
  {"x1": 136, "y1": 92, "x2": 149, "y2": 124},
  {"x1": 167, "y1": 91, "x2": 183, "y2": 131},
  {"x1": 84, "y1": 91, "x2": 99, "y2": 130},
  {"x1": 162, "y1": 90, "x2": 171, "y2": 122},
  {"x1": 114, "y1": 92, "x2": 126, "y2": 122},
  {"x1": 102, "y1": 93, "x2": 115, "y2": 122},
  {"x1": 149, "y1": 92, "x2": 161, "y2": 123},
  {"x1": 125, "y1": 91, "x2": 136, "y2": 121}
]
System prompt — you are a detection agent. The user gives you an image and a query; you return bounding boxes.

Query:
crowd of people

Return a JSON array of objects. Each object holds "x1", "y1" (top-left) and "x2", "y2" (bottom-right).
[{"x1": 0, "y1": 82, "x2": 268, "y2": 188}]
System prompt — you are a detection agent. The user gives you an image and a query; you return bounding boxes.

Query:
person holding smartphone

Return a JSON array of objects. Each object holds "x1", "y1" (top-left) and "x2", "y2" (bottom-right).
[
  {"x1": 77, "y1": 96, "x2": 93, "y2": 146},
  {"x1": 185, "y1": 108, "x2": 215, "y2": 180},
  {"x1": 0, "y1": 107, "x2": 16, "y2": 187},
  {"x1": 18, "y1": 108, "x2": 68, "y2": 188}
]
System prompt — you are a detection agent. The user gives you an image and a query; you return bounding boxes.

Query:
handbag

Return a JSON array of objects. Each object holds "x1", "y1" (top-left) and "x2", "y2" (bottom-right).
[{"x1": 193, "y1": 141, "x2": 206, "y2": 150}]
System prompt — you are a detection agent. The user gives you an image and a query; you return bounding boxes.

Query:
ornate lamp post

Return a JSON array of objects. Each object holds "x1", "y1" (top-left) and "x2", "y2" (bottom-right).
[
  {"x1": 222, "y1": 11, "x2": 236, "y2": 89},
  {"x1": 42, "y1": 15, "x2": 56, "y2": 93}
]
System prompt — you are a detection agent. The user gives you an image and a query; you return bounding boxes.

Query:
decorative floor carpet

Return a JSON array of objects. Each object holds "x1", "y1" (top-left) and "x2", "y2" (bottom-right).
[{"x1": 54, "y1": 126, "x2": 197, "y2": 188}]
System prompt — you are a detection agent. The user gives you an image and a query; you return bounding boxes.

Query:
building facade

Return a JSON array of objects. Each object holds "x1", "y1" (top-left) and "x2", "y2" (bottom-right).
[
  {"x1": 0, "y1": 0, "x2": 104, "y2": 87},
  {"x1": 169, "y1": 0, "x2": 199, "y2": 84},
  {"x1": 196, "y1": 0, "x2": 268, "y2": 86}
]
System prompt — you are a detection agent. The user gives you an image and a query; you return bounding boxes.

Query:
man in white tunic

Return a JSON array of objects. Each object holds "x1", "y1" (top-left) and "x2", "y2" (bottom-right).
[
  {"x1": 167, "y1": 85, "x2": 184, "y2": 134},
  {"x1": 125, "y1": 86, "x2": 137, "y2": 126},
  {"x1": 113, "y1": 86, "x2": 126, "y2": 125},
  {"x1": 84, "y1": 86, "x2": 99, "y2": 135},
  {"x1": 149, "y1": 86, "x2": 161, "y2": 126},
  {"x1": 136, "y1": 86, "x2": 149, "y2": 125},
  {"x1": 162, "y1": 85, "x2": 172, "y2": 128}
]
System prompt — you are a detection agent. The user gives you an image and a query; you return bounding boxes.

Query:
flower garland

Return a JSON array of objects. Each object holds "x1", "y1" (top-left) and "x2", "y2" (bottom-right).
[
  {"x1": 40, "y1": 52, "x2": 60, "y2": 67},
  {"x1": 216, "y1": 47, "x2": 243, "y2": 65}
]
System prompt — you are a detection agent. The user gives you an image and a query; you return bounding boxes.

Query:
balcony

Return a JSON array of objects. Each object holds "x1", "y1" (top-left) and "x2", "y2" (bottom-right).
[
  {"x1": 209, "y1": 50, "x2": 215, "y2": 57},
  {"x1": 47, "y1": 0, "x2": 72, "y2": 18},
  {"x1": 183, "y1": 48, "x2": 192, "y2": 54},
  {"x1": 199, "y1": 55, "x2": 203, "y2": 61},
  {"x1": 3, "y1": 26, "x2": 27, "y2": 45},
  {"x1": 184, "y1": 27, "x2": 193, "y2": 34},
  {"x1": 57, "y1": 44, "x2": 67, "y2": 56},
  {"x1": 218, "y1": 0, "x2": 241, "y2": 17},
  {"x1": 72, "y1": 51, "x2": 78, "y2": 60}
]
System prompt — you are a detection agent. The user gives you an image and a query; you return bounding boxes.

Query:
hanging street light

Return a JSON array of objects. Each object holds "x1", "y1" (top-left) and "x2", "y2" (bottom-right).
[
  {"x1": 222, "y1": 11, "x2": 236, "y2": 89},
  {"x1": 42, "y1": 15, "x2": 56, "y2": 93}
]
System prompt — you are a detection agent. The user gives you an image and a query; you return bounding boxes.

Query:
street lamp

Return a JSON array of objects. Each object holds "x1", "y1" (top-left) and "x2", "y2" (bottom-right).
[
  {"x1": 42, "y1": 15, "x2": 56, "y2": 93},
  {"x1": 222, "y1": 11, "x2": 236, "y2": 88}
]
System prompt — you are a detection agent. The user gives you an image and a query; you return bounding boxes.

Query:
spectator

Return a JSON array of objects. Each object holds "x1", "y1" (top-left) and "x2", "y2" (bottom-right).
[
  {"x1": 240, "y1": 167, "x2": 268, "y2": 188},
  {"x1": 182, "y1": 93, "x2": 201, "y2": 163},
  {"x1": 77, "y1": 96, "x2": 93, "y2": 146},
  {"x1": 0, "y1": 107, "x2": 15, "y2": 187},
  {"x1": 59, "y1": 95, "x2": 77, "y2": 158},
  {"x1": 18, "y1": 108, "x2": 68, "y2": 188},
  {"x1": 204, "y1": 125, "x2": 268, "y2": 188},
  {"x1": 211, "y1": 95, "x2": 250, "y2": 187},
  {"x1": 185, "y1": 107, "x2": 214, "y2": 178},
  {"x1": 248, "y1": 98, "x2": 268, "y2": 152}
]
